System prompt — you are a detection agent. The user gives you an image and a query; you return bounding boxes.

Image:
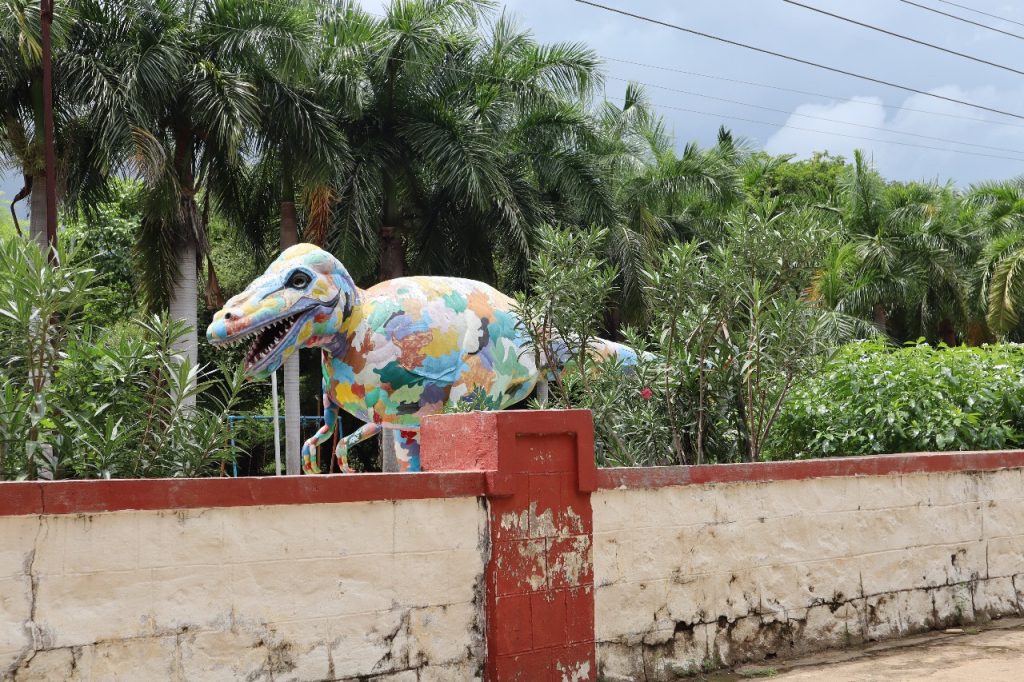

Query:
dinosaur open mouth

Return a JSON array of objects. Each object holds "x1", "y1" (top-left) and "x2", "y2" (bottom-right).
[{"x1": 244, "y1": 311, "x2": 303, "y2": 370}]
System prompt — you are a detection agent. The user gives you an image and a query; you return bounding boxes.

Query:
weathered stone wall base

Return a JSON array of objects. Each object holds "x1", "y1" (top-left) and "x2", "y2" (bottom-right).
[
  {"x1": 1, "y1": 499, "x2": 487, "y2": 681},
  {"x1": 593, "y1": 468, "x2": 1024, "y2": 681}
]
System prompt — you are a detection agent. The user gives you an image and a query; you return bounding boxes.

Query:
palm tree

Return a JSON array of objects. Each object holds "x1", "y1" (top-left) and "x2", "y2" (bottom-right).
[
  {"x1": 111, "y1": 0, "x2": 311, "y2": 371},
  {"x1": 968, "y1": 178, "x2": 1024, "y2": 339},
  {"x1": 838, "y1": 151, "x2": 970, "y2": 344},
  {"x1": 596, "y1": 90, "x2": 742, "y2": 324},
  {"x1": 0, "y1": 0, "x2": 123, "y2": 248},
  {"x1": 319, "y1": 0, "x2": 608, "y2": 283}
]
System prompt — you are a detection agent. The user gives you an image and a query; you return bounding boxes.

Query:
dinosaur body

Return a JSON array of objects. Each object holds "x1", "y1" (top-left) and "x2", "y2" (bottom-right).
[
  {"x1": 208, "y1": 244, "x2": 637, "y2": 473},
  {"x1": 325, "y1": 276, "x2": 539, "y2": 424}
]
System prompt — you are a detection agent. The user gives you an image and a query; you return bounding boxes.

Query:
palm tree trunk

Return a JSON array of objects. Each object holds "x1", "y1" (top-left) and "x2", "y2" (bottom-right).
[
  {"x1": 873, "y1": 304, "x2": 889, "y2": 335},
  {"x1": 937, "y1": 319, "x2": 957, "y2": 347},
  {"x1": 379, "y1": 225, "x2": 404, "y2": 280},
  {"x1": 169, "y1": 127, "x2": 199, "y2": 405},
  {"x1": 603, "y1": 305, "x2": 623, "y2": 341},
  {"x1": 967, "y1": 320, "x2": 990, "y2": 346},
  {"x1": 168, "y1": 239, "x2": 199, "y2": 368},
  {"x1": 28, "y1": 177, "x2": 47, "y2": 250},
  {"x1": 280, "y1": 196, "x2": 301, "y2": 475},
  {"x1": 379, "y1": 176, "x2": 404, "y2": 280}
]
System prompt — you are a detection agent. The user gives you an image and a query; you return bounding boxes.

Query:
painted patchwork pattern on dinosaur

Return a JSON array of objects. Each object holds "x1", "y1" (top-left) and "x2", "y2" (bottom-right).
[{"x1": 326, "y1": 276, "x2": 538, "y2": 429}]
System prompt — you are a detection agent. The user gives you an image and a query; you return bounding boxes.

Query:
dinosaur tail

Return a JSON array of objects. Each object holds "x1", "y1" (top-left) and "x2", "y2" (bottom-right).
[
  {"x1": 542, "y1": 335, "x2": 653, "y2": 374},
  {"x1": 587, "y1": 338, "x2": 655, "y2": 367}
]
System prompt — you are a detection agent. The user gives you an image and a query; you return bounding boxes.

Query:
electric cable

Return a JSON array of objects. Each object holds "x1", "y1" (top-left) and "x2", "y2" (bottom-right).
[
  {"x1": 153, "y1": 0, "x2": 1024, "y2": 129},
  {"x1": 933, "y1": 0, "x2": 1024, "y2": 29},
  {"x1": 896, "y1": 0, "x2": 1024, "y2": 41},
  {"x1": 639, "y1": 99, "x2": 1024, "y2": 162},
  {"x1": 120, "y1": 1, "x2": 1024, "y2": 163},
  {"x1": 600, "y1": 56, "x2": 1024, "y2": 129},
  {"x1": 573, "y1": 0, "x2": 1024, "y2": 121},
  {"x1": 604, "y1": 75, "x2": 1024, "y2": 156},
  {"x1": 782, "y1": 0, "x2": 1024, "y2": 76}
]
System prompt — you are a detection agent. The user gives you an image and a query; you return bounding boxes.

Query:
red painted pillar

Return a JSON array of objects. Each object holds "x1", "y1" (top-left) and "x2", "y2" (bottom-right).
[{"x1": 421, "y1": 410, "x2": 597, "y2": 682}]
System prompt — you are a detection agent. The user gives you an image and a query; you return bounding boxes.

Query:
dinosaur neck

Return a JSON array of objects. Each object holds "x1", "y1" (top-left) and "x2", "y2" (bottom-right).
[{"x1": 318, "y1": 284, "x2": 364, "y2": 358}]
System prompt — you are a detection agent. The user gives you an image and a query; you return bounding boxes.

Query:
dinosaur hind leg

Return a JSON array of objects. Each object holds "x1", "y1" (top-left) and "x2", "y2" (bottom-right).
[
  {"x1": 302, "y1": 401, "x2": 338, "y2": 474},
  {"x1": 390, "y1": 429, "x2": 421, "y2": 472},
  {"x1": 335, "y1": 422, "x2": 382, "y2": 473}
]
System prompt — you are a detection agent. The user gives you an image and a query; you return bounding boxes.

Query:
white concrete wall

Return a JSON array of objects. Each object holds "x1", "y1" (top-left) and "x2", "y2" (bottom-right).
[
  {"x1": 594, "y1": 469, "x2": 1024, "y2": 680},
  {"x1": 1, "y1": 499, "x2": 486, "y2": 681}
]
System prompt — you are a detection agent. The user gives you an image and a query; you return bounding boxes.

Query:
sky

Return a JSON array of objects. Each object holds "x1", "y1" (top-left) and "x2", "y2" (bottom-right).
[
  {"x1": 483, "y1": 0, "x2": 1024, "y2": 186},
  {"x1": 6, "y1": 0, "x2": 1024, "y2": 216}
]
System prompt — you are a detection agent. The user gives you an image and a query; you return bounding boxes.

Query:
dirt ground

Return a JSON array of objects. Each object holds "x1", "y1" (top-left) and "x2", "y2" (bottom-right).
[{"x1": 706, "y1": 618, "x2": 1024, "y2": 681}]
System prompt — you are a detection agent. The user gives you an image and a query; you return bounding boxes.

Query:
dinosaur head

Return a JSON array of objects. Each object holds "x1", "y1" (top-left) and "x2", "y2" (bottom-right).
[{"x1": 207, "y1": 243, "x2": 359, "y2": 379}]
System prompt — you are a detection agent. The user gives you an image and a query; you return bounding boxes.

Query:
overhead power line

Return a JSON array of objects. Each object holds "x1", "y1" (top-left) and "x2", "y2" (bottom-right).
[
  {"x1": 601, "y1": 56, "x2": 1024, "y2": 129},
  {"x1": 605, "y1": 75, "x2": 1024, "y2": 156},
  {"x1": 896, "y1": 0, "x2": 1024, "y2": 41},
  {"x1": 638, "y1": 99, "x2": 1024, "y2": 163},
  {"x1": 573, "y1": 0, "x2": 1024, "y2": 121},
  {"x1": 782, "y1": 0, "x2": 1024, "y2": 76},
  {"x1": 933, "y1": 0, "x2": 1024, "y2": 29},
  {"x1": 198, "y1": 0, "x2": 1024, "y2": 129}
]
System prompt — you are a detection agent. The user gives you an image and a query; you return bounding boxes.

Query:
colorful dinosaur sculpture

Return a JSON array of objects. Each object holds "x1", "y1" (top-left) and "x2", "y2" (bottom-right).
[{"x1": 207, "y1": 243, "x2": 640, "y2": 473}]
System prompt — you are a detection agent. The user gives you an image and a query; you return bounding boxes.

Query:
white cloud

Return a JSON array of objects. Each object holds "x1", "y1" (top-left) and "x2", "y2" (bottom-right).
[{"x1": 763, "y1": 85, "x2": 1024, "y2": 185}]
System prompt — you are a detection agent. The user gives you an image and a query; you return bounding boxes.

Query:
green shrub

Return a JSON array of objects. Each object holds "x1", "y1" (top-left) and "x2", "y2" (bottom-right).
[
  {"x1": 767, "y1": 340, "x2": 1024, "y2": 458},
  {"x1": 63, "y1": 181, "x2": 143, "y2": 327},
  {"x1": 518, "y1": 208, "x2": 831, "y2": 467},
  {"x1": 0, "y1": 234, "x2": 250, "y2": 480}
]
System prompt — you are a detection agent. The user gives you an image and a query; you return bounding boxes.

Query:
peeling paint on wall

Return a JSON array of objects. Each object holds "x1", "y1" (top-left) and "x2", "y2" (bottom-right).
[{"x1": 593, "y1": 468, "x2": 1024, "y2": 681}]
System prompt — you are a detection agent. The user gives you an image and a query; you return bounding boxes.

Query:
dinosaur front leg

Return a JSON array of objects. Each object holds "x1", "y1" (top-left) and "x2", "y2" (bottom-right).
[
  {"x1": 334, "y1": 422, "x2": 383, "y2": 473},
  {"x1": 302, "y1": 399, "x2": 338, "y2": 475},
  {"x1": 390, "y1": 429, "x2": 421, "y2": 472}
]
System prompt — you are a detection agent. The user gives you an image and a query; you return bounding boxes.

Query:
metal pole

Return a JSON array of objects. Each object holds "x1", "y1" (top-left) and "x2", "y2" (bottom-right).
[
  {"x1": 229, "y1": 416, "x2": 238, "y2": 478},
  {"x1": 271, "y1": 371, "x2": 282, "y2": 476},
  {"x1": 40, "y1": 0, "x2": 58, "y2": 262}
]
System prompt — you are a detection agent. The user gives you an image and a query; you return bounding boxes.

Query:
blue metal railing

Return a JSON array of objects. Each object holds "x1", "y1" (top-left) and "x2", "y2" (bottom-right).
[{"x1": 227, "y1": 415, "x2": 324, "y2": 477}]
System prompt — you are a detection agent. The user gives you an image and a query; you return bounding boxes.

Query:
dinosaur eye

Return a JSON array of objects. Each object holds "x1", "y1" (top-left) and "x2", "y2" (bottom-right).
[{"x1": 286, "y1": 271, "x2": 311, "y2": 289}]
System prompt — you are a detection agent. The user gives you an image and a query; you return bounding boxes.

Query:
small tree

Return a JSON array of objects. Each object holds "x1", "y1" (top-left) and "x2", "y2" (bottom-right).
[{"x1": 515, "y1": 226, "x2": 617, "y2": 408}]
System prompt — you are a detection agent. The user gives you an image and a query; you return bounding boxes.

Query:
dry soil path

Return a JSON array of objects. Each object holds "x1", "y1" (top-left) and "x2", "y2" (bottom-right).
[{"x1": 709, "y1": 619, "x2": 1024, "y2": 681}]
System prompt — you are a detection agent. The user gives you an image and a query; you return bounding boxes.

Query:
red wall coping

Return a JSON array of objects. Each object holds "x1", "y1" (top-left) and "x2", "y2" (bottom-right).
[
  {"x1": 597, "y1": 449, "x2": 1024, "y2": 490},
  {"x1": 0, "y1": 471, "x2": 488, "y2": 517},
  {"x1": 6, "y1": 444, "x2": 1024, "y2": 516}
]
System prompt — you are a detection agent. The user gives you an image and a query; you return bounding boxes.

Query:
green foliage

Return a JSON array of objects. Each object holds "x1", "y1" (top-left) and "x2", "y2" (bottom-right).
[
  {"x1": 768, "y1": 341, "x2": 1024, "y2": 458},
  {"x1": 627, "y1": 202, "x2": 828, "y2": 465},
  {"x1": 519, "y1": 206, "x2": 827, "y2": 466},
  {"x1": 441, "y1": 387, "x2": 494, "y2": 414},
  {"x1": 516, "y1": 225, "x2": 619, "y2": 408},
  {"x1": 743, "y1": 151, "x2": 847, "y2": 208},
  {"x1": 0, "y1": 196, "x2": 16, "y2": 239},
  {"x1": 62, "y1": 181, "x2": 142, "y2": 325},
  {"x1": 0, "y1": 234, "x2": 250, "y2": 480}
]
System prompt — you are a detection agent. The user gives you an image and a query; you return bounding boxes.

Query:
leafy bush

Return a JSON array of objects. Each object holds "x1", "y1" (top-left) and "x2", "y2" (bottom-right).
[
  {"x1": 767, "y1": 340, "x2": 1024, "y2": 458},
  {"x1": 0, "y1": 235, "x2": 249, "y2": 480},
  {"x1": 518, "y1": 204, "x2": 833, "y2": 467},
  {"x1": 63, "y1": 181, "x2": 143, "y2": 325}
]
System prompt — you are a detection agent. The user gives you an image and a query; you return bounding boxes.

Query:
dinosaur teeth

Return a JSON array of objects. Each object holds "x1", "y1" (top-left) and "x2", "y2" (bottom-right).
[{"x1": 240, "y1": 311, "x2": 304, "y2": 370}]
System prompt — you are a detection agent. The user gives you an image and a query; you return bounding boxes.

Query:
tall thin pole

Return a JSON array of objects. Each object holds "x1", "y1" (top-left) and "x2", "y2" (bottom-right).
[
  {"x1": 40, "y1": 0, "x2": 58, "y2": 262},
  {"x1": 271, "y1": 371, "x2": 282, "y2": 476}
]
